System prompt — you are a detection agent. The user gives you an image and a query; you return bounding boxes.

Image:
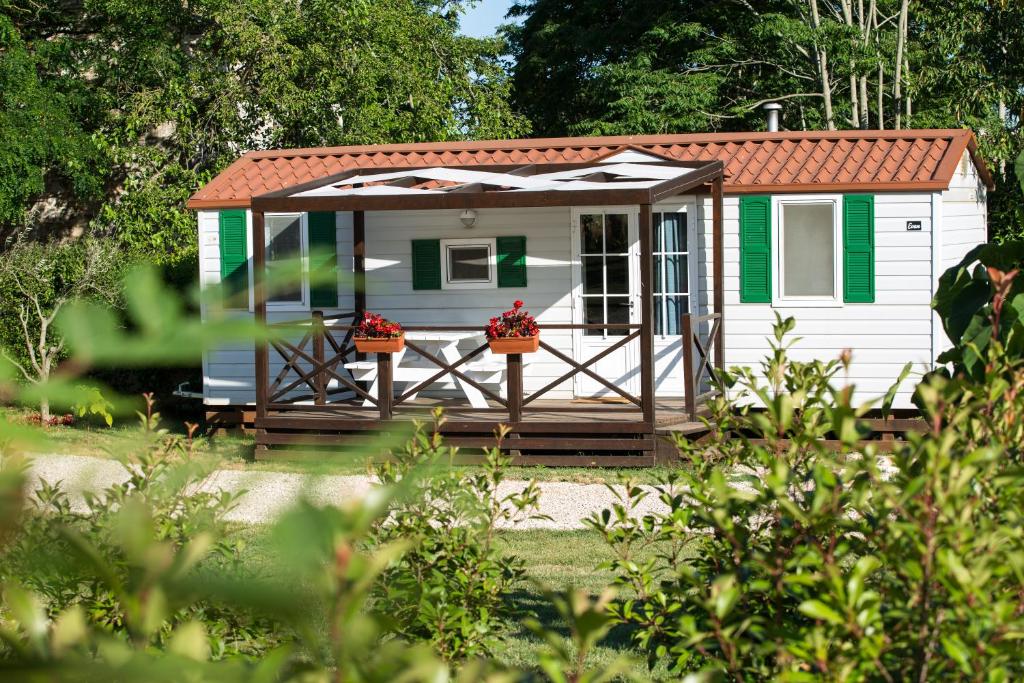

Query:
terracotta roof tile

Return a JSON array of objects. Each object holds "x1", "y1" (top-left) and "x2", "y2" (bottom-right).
[{"x1": 188, "y1": 129, "x2": 990, "y2": 208}]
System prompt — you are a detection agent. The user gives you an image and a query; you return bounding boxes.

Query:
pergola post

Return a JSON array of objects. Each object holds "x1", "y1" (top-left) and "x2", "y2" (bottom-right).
[
  {"x1": 639, "y1": 203, "x2": 656, "y2": 425},
  {"x1": 253, "y1": 210, "x2": 269, "y2": 422},
  {"x1": 712, "y1": 177, "x2": 725, "y2": 371}
]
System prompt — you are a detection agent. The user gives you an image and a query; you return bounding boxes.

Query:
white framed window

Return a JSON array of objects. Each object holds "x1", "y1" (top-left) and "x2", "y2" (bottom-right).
[
  {"x1": 265, "y1": 213, "x2": 309, "y2": 309},
  {"x1": 774, "y1": 196, "x2": 842, "y2": 306},
  {"x1": 441, "y1": 237, "x2": 497, "y2": 289}
]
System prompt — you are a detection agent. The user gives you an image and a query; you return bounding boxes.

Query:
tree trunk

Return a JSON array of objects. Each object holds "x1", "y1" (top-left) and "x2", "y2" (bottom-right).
[
  {"x1": 904, "y1": 54, "x2": 912, "y2": 124},
  {"x1": 894, "y1": 0, "x2": 909, "y2": 129},
  {"x1": 809, "y1": 0, "x2": 836, "y2": 129},
  {"x1": 877, "y1": 63, "x2": 884, "y2": 129},
  {"x1": 40, "y1": 397, "x2": 51, "y2": 425},
  {"x1": 860, "y1": 76, "x2": 869, "y2": 128},
  {"x1": 841, "y1": 0, "x2": 859, "y2": 127}
]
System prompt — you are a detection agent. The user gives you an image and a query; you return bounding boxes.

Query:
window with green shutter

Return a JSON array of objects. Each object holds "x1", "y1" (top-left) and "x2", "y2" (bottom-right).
[
  {"x1": 308, "y1": 211, "x2": 338, "y2": 307},
  {"x1": 843, "y1": 195, "x2": 875, "y2": 303},
  {"x1": 411, "y1": 239, "x2": 442, "y2": 290},
  {"x1": 496, "y1": 235, "x2": 527, "y2": 287},
  {"x1": 739, "y1": 196, "x2": 772, "y2": 303},
  {"x1": 218, "y1": 209, "x2": 248, "y2": 307}
]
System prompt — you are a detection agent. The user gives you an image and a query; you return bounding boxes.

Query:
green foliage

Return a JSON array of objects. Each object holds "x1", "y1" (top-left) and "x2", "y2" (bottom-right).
[
  {"x1": 0, "y1": 13, "x2": 103, "y2": 238},
  {"x1": 524, "y1": 587, "x2": 636, "y2": 683},
  {"x1": 932, "y1": 241, "x2": 1024, "y2": 379},
  {"x1": 587, "y1": 313, "x2": 1024, "y2": 679},
  {"x1": 71, "y1": 385, "x2": 115, "y2": 427},
  {"x1": 1, "y1": 400, "x2": 270, "y2": 661},
  {"x1": 0, "y1": 238, "x2": 125, "y2": 418},
  {"x1": 1, "y1": 0, "x2": 528, "y2": 264},
  {"x1": 508, "y1": 0, "x2": 1024, "y2": 239},
  {"x1": 368, "y1": 414, "x2": 544, "y2": 661}
]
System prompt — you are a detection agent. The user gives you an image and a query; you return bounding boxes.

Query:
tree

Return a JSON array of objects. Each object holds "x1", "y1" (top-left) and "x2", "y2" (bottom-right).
[
  {"x1": 0, "y1": 239, "x2": 122, "y2": 422},
  {"x1": 0, "y1": 12, "x2": 103, "y2": 244},
  {"x1": 506, "y1": 0, "x2": 1024, "y2": 239},
  {"x1": 1, "y1": 0, "x2": 529, "y2": 267}
]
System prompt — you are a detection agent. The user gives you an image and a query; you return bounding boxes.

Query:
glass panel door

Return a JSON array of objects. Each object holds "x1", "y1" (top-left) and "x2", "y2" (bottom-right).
[
  {"x1": 573, "y1": 210, "x2": 639, "y2": 398},
  {"x1": 653, "y1": 211, "x2": 691, "y2": 335},
  {"x1": 580, "y1": 213, "x2": 632, "y2": 336},
  {"x1": 650, "y1": 206, "x2": 698, "y2": 398}
]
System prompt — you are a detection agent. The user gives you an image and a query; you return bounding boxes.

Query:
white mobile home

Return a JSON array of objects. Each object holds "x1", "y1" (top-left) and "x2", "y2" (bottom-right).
[{"x1": 188, "y1": 130, "x2": 991, "y2": 459}]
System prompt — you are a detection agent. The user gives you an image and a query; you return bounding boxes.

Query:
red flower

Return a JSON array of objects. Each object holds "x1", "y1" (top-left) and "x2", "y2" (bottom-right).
[
  {"x1": 485, "y1": 300, "x2": 538, "y2": 339},
  {"x1": 356, "y1": 312, "x2": 403, "y2": 339}
]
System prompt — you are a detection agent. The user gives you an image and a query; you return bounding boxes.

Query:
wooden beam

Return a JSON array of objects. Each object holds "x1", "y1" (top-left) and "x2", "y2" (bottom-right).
[
  {"x1": 253, "y1": 210, "x2": 269, "y2": 422},
  {"x1": 253, "y1": 187, "x2": 658, "y2": 213},
  {"x1": 639, "y1": 203, "x2": 656, "y2": 425},
  {"x1": 712, "y1": 176, "x2": 725, "y2": 371},
  {"x1": 649, "y1": 161, "x2": 724, "y2": 202}
]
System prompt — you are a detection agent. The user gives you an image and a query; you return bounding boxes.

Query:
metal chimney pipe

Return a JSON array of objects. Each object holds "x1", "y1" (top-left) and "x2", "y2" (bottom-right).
[{"x1": 763, "y1": 102, "x2": 782, "y2": 132}]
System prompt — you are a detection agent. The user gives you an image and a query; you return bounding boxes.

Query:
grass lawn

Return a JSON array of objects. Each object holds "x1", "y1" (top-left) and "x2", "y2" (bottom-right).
[
  {"x1": 494, "y1": 530, "x2": 679, "y2": 679},
  {"x1": 9, "y1": 406, "x2": 681, "y2": 484},
  {"x1": 229, "y1": 523, "x2": 679, "y2": 679}
]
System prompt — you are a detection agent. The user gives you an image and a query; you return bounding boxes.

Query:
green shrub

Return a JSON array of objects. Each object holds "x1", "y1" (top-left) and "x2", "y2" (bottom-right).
[
  {"x1": 367, "y1": 411, "x2": 545, "y2": 661},
  {"x1": 588, "y1": 305, "x2": 1024, "y2": 679}
]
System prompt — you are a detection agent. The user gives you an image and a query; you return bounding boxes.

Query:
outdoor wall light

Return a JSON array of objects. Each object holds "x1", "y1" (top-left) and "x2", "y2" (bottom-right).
[{"x1": 459, "y1": 209, "x2": 477, "y2": 228}]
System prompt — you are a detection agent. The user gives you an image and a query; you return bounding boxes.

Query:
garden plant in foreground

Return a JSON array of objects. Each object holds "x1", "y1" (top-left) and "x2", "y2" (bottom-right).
[
  {"x1": 1, "y1": 244, "x2": 1024, "y2": 679},
  {"x1": 588, "y1": 247, "x2": 1024, "y2": 679}
]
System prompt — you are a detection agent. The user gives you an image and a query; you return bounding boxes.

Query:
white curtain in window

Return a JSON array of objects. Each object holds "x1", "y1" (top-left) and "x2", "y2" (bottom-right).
[{"x1": 782, "y1": 203, "x2": 834, "y2": 297}]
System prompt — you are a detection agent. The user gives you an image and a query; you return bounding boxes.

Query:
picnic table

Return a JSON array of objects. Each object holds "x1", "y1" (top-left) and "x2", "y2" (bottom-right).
[{"x1": 344, "y1": 331, "x2": 502, "y2": 409}]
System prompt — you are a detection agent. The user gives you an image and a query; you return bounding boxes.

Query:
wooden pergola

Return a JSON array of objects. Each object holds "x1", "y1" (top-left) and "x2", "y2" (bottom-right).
[{"x1": 248, "y1": 158, "x2": 726, "y2": 461}]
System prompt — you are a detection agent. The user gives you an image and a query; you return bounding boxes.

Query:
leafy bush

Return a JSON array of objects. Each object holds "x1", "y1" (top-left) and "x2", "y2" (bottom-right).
[
  {"x1": 0, "y1": 237, "x2": 124, "y2": 421},
  {"x1": 588, "y1": 303, "x2": 1024, "y2": 679},
  {"x1": 70, "y1": 385, "x2": 115, "y2": 427},
  {"x1": 368, "y1": 412, "x2": 544, "y2": 661},
  {"x1": 1, "y1": 397, "x2": 273, "y2": 660}
]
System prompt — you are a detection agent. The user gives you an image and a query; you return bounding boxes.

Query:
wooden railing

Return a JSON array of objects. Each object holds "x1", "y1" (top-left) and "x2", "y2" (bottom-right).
[
  {"x1": 266, "y1": 311, "x2": 365, "y2": 406},
  {"x1": 263, "y1": 316, "x2": 645, "y2": 423},
  {"x1": 681, "y1": 312, "x2": 723, "y2": 421}
]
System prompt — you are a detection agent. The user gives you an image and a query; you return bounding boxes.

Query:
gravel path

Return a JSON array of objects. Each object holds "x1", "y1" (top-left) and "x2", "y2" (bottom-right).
[{"x1": 26, "y1": 453, "x2": 669, "y2": 530}]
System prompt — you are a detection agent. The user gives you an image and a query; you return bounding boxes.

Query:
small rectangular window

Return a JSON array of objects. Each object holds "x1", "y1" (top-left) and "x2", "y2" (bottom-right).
[
  {"x1": 440, "y1": 238, "x2": 496, "y2": 289},
  {"x1": 778, "y1": 201, "x2": 838, "y2": 301}
]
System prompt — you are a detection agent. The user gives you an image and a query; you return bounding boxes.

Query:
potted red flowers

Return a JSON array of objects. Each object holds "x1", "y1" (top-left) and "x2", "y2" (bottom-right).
[
  {"x1": 354, "y1": 312, "x2": 404, "y2": 353},
  {"x1": 485, "y1": 300, "x2": 540, "y2": 354}
]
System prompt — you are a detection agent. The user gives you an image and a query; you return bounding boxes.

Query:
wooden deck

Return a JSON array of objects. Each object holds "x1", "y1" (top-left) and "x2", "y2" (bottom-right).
[{"x1": 254, "y1": 397, "x2": 710, "y2": 466}]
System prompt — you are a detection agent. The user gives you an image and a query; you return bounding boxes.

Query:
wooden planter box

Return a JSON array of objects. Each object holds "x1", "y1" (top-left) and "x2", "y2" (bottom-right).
[
  {"x1": 487, "y1": 335, "x2": 540, "y2": 354},
  {"x1": 354, "y1": 334, "x2": 405, "y2": 353}
]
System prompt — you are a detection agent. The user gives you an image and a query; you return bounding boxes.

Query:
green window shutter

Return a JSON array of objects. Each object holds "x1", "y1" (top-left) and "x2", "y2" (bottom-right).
[
  {"x1": 218, "y1": 209, "x2": 248, "y2": 307},
  {"x1": 496, "y1": 235, "x2": 527, "y2": 288},
  {"x1": 739, "y1": 196, "x2": 772, "y2": 303},
  {"x1": 411, "y1": 239, "x2": 441, "y2": 290},
  {"x1": 308, "y1": 212, "x2": 338, "y2": 308},
  {"x1": 843, "y1": 195, "x2": 875, "y2": 303}
]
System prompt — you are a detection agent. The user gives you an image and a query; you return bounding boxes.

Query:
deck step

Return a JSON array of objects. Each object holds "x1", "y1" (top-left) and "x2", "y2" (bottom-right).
[{"x1": 256, "y1": 430, "x2": 656, "y2": 452}]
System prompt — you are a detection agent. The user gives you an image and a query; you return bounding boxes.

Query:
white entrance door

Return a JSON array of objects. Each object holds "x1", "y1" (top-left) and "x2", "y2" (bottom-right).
[{"x1": 571, "y1": 209, "x2": 640, "y2": 398}]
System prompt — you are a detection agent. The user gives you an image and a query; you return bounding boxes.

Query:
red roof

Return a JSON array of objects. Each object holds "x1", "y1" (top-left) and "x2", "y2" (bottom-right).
[{"x1": 188, "y1": 129, "x2": 992, "y2": 209}]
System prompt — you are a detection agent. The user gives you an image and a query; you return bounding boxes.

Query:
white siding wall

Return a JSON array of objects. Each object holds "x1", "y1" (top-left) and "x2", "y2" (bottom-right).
[
  {"x1": 199, "y1": 210, "x2": 354, "y2": 405},
  {"x1": 932, "y1": 151, "x2": 989, "y2": 361},
  {"x1": 363, "y1": 207, "x2": 579, "y2": 399},
  {"x1": 940, "y1": 151, "x2": 989, "y2": 271},
  {"x1": 696, "y1": 192, "x2": 939, "y2": 409}
]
